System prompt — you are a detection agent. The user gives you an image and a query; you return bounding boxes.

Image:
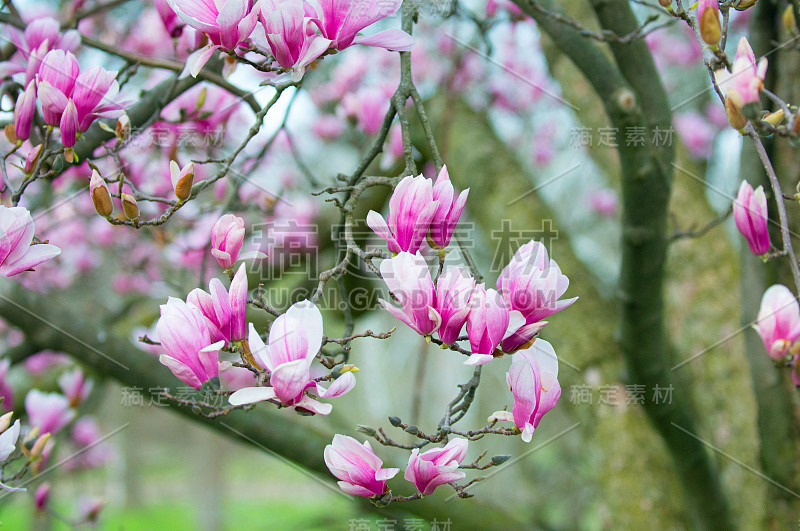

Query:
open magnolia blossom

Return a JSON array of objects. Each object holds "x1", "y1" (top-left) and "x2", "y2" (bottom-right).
[
  {"x1": 368, "y1": 174, "x2": 440, "y2": 255},
  {"x1": 497, "y1": 240, "x2": 577, "y2": 353},
  {"x1": 379, "y1": 251, "x2": 441, "y2": 337},
  {"x1": 756, "y1": 284, "x2": 800, "y2": 361},
  {"x1": 228, "y1": 300, "x2": 355, "y2": 415},
  {"x1": 325, "y1": 434, "x2": 399, "y2": 497},
  {"x1": 405, "y1": 438, "x2": 468, "y2": 495},
  {"x1": 0, "y1": 206, "x2": 61, "y2": 278},
  {"x1": 156, "y1": 298, "x2": 225, "y2": 390},
  {"x1": 490, "y1": 339, "x2": 561, "y2": 442},
  {"x1": 25, "y1": 390, "x2": 76, "y2": 436},
  {"x1": 307, "y1": 0, "x2": 414, "y2": 51},
  {"x1": 210, "y1": 214, "x2": 265, "y2": 269}
]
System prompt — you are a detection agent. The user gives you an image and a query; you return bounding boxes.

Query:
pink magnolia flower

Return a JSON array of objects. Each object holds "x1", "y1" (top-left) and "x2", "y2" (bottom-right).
[
  {"x1": 325, "y1": 434, "x2": 399, "y2": 497},
  {"x1": 37, "y1": 50, "x2": 127, "y2": 147},
  {"x1": 715, "y1": 37, "x2": 767, "y2": 109},
  {"x1": 465, "y1": 284, "x2": 523, "y2": 365},
  {"x1": 404, "y1": 438, "x2": 468, "y2": 495},
  {"x1": 156, "y1": 297, "x2": 224, "y2": 389},
  {"x1": 491, "y1": 339, "x2": 561, "y2": 442},
  {"x1": 496, "y1": 241, "x2": 577, "y2": 353},
  {"x1": 0, "y1": 419, "x2": 24, "y2": 492},
  {"x1": 210, "y1": 214, "x2": 265, "y2": 269},
  {"x1": 229, "y1": 301, "x2": 354, "y2": 414},
  {"x1": 435, "y1": 267, "x2": 475, "y2": 345},
  {"x1": 733, "y1": 180, "x2": 770, "y2": 256},
  {"x1": 429, "y1": 166, "x2": 469, "y2": 249},
  {"x1": 58, "y1": 368, "x2": 93, "y2": 407},
  {"x1": 4, "y1": 17, "x2": 79, "y2": 84},
  {"x1": 0, "y1": 206, "x2": 61, "y2": 277},
  {"x1": 25, "y1": 390, "x2": 76, "y2": 435},
  {"x1": 379, "y1": 251, "x2": 441, "y2": 337},
  {"x1": 308, "y1": 0, "x2": 414, "y2": 51},
  {"x1": 367, "y1": 174, "x2": 439, "y2": 254},
  {"x1": 674, "y1": 111, "x2": 715, "y2": 160},
  {"x1": 168, "y1": 0, "x2": 260, "y2": 77},
  {"x1": 756, "y1": 285, "x2": 800, "y2": 360},
  {"x1": 259, "y1": 0, "x2": 331, "y2": 80},
  {"x1": 187, "y1": 263, "x2": 248, "y2": 342},
  {"x1": 68, "y1": 417, "x2": 116, "y2": 469}
]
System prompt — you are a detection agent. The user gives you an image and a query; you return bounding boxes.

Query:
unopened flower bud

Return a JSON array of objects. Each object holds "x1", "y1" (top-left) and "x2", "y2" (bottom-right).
[
  {"x1": 764, "y1": 109, "x2": 785, "y2": 127},
  {"x1": 0, "y1": 412, "x2": 12, "y2": 434},
  {"x1": 29, "y1": 432, "x2": 51, "y2": 461},
  {"x1": 340, "y1": 364, "x2": 360, "y2": 373},
  {"x1": 170, "y1": 160, "x2": 194, "y2": 201},
  {"x1": 4, "y1": 124, "x2": 18, "y2": 144},
  {"x1": 734, "y1": 0, "x2": 758, "y2": 11},
  {"x1": 698, "y1": 0, "x2": 721, "y2": 45},
  {"x1": 725, "y1": 96, "x2": 748, "y2": 130},
  {"x1": 784, "y1": 5, "x2": 797, "y2": 31},
  {"x1": 115, "y1": 114, "x2": 131, "y2": 141},
  {"x1": 90, "y1": 170, "x2": 113, "y2": 217},
  {"x1": 121, "y1": 193, "x2": 139, "y2": 220},
  {"x1": 658, "y1": 0, "x2": 671, "y2": 6},
  {"x1": 24, "y1": 145, "x2": 42, "y2": 173}
]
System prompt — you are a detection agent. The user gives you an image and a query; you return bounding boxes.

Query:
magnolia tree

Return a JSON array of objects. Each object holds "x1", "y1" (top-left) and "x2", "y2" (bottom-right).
[{"x1": 0, "y1": 0, "x2": 799, "y2": 528}]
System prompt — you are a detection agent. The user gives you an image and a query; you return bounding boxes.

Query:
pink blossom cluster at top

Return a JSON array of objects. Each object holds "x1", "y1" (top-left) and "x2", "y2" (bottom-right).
[{"x1": 165, "y1": 0, "x2": 414, "y2": 79}]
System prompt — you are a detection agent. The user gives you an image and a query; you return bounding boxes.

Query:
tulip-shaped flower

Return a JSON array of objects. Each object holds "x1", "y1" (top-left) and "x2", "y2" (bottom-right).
[
  {"x1": 404, "y1": 438, "x2": 468, "y2": 495},
  {"x1": 37, "y1": 50, "x2": 127, "y2": 147},
  {"x1": 260, "y1": 0, "x2": 331, "y2": 80},
  {"x1": 13, "y1": 81, "x2": 36, "y2": 142},
  {"x1": 490, "y1": 339, "x2": 561, "y2": 442},
  {"x1": 210, "y1": 214, "x2": 265, "y2": 269},
  {"x1": 367, "y1": 175, "x2": 439, "y2": 254},
  {"x1": 429, "y1": 166, "x2": 469, "y2": 249},
  {"x1": 465, "y1": 284, "x2": 523, "y2": 365},
  {"x1": 756, "y1": 284, "x2": 800, "y2": 360},
  {"x1": 187, "y1": 263, "x2": 248, "y2": 343},
  {"x1": 168, "y1": 0, "x2": 260, "y2": 77},
  {"x1": 228, "y1": 301, "x2": 355, "y2": 414},
  {"x1": 497, "y1": 241, "x2": 577, "y2": 353},
  {"x1": 733, "y1": 180, "x2": 770, "y2": 256},
  {"x1": 379, "y1": 252, "x2": 441, "y2": 337},
  {"x1": 0, "y1": 419, "x2": 24, "y2": 492},
  {"x1": 325, "y1": 434, "x2": 399, "y2": 497},
  {"x1": 25, "y1": 390, "x2": 75, "y2": 436},
  {"x1": 0, "y1": 205, "x2": 61, "y2": 277},
  {"x1": 58, "y1": 369, "x2": 93, "y2": 408},
  {"x1": 308, "y1": 0, "x2": 414, "y2": 51},
  {"x1": 435, "y1": 267, "x2": 475, "y2": 345},
  {"x1": 157, "y1": 297, "x2": 225, "y2": 389}
]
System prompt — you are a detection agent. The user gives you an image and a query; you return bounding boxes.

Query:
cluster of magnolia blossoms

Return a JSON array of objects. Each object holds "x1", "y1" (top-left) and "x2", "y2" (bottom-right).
[
  {"x1": 715, "y1": 37, "x2": 768, "y2": 131},
  {"x1": 12, "y1": 48, "x2": 128, "y2": 149},
  {"x1": 325, "y1": 435, "x2": 468, "y2": 498},
  {"x1": 154, "y1": 214, "x2": 353, "y2": 414},
  {"x1": 167, "y1": 0, "x2": 414, "y2": 79},
  {"x1": 368, "y1": 166, "x2": 575, "y2": 441}
]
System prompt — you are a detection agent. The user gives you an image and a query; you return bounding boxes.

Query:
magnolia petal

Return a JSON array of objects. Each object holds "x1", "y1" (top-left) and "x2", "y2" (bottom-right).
[{"x1": 228, "y1": 386, "x2": 277, "y2": 406}]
